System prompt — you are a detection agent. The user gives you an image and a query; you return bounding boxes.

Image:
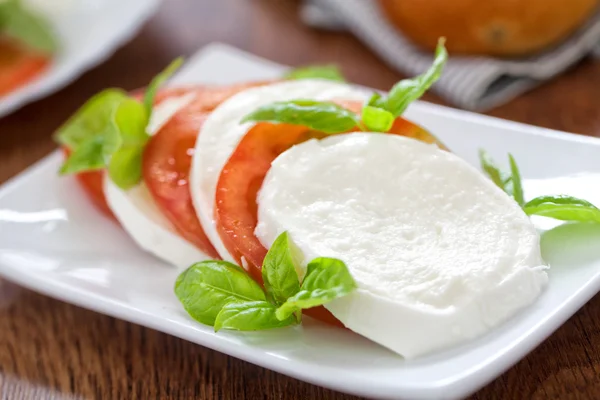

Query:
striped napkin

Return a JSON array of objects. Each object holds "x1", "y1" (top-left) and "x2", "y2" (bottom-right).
[{"x1": 302, "y1": 0, "x2": 600, "y2": 111}]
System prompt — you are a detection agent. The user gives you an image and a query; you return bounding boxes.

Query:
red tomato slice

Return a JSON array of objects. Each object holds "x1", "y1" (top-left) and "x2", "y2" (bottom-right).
[
  {"x1": 142, "y1": 82, "x2": 269, "y2": 259},
  {"x1": 62, "y1": 148, "x2": 115, "y2": 219},
  {"x1": 142, "y1": 109, "x2": 219, "y2": 258},
  {"x1": 0, "y1": 38, "x2": 49, "y2": 97},
  {"x1": 214, "y1": 101, "x2": 445, "y2": 326}
]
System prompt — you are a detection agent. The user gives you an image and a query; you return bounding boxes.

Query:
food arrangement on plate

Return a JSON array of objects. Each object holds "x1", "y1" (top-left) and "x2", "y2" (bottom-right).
[
  {"x1": 54, "y1": 39, "x2": 600, "y2": 359},
  {"x1": 0, "y1": 0, "x2": 57, "y2": 97}
]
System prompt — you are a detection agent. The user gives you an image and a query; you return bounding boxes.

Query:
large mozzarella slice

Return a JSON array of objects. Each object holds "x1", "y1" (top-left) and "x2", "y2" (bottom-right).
[
  {"x1": 104, "y1": 93, "x2": 208, "y2": 268},
  {"x1": 190, "y1": 79, "x2": 369, "y2": 261},
  {"x1": 255, "y1": 133, "x2": 549, "y2": 358}
]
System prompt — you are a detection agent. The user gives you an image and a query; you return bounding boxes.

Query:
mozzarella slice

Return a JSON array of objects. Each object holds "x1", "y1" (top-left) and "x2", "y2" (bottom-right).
[
  {"x1": 105, "y1": 180, "x2": 207, "y2": 268},
  {"x1": 104, "y1": 93, "x2": 208, "y2": 268},
  {"x1": 255, "y1": 133, "x2": 548, "y2": 358},
  {"x1": 190, "y1": 79, "x2": 369, "y2": 261}
]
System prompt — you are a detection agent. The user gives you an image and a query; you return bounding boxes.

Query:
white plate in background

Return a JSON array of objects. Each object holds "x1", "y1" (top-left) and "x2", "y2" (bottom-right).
[
  {"x1": 0, "y1": 0, "x2": 160, "y2": 118},
  {"x1": 0, "y1": 43, "x2": 599, "y2": 400}
]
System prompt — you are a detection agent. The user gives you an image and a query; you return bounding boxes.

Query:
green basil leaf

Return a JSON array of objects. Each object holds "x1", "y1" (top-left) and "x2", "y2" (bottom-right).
[
  {"x1": 366, "y1": 92, "x2": 386, "y2": 108},
  {"x1": 58, "y1": 135, "x2": 106, "y2": 175},
  {"x1": 143, "y1": 57, "x2": 184, "y2": 118},
  {"x1": 55, "y1": 89, "x2": 128, "y2": 150},
  {"x1": 175, "y1": 260, "x2": 266, "y2": 326},
  {"x1": 478, "y1": 149, "x2": 513, "y2": 196},
  {"x1": 214, "y1": 301, "x2": 296, "y2": 332},
  {"x1": 284, "y1": 65, "x2": 345, "y2": 82},
  {"x1": 524, "y1": 195, "x2": 600, "y2": 223},
  {"x1": 276, "y1": 257, "x2": 357, "y2": 321},
  {"x1": 361, "y1": 105, "x2": 394, "y2": 132},
  {"x1": 0, "y1": 0, "x2": 57, "y2": 53},
  {"x1": 384, "y1": 38, "x2": 447, "y2": 116},
  {"x1": 241, "y1": 100, "x2": 359, "y2": 134},
  {"x1": 509, "y1": 154, "x2": 525, "y2": 207},
  {"x1": 261, "y1": 231, "x2": 302, "y2": 305},
  {"x1": 106, "y1": 98, "x2": 149, "y2": 189}
]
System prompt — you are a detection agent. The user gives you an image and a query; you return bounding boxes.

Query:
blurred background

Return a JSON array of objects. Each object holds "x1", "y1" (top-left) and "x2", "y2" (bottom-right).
[{"x1": 1, "y1": 1, "x2": 600, "y2": 399}]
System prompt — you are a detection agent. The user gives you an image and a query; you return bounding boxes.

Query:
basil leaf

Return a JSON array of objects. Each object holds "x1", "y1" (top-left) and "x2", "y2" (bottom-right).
[
  {"x1": 384, "y1": 38, "x2": 447, "y2": 116},
  {"x1": 366, "y1": 92, "x2": 386, "y2": 108},
  {"x1": 276, "y1": 257, "x2": 357, "y2": 321},
  {"x1": 106, "y1": 98, "x2": 149, "y2": 189},
  {"x1": 509, "y1": 154, "x2": 525, "y2": 207},
  {"x1": 524, "y1": 195, "x2": 600, "y2": 223},
  {"x1": 0, "y1": 0, "x2": 58, "y2": 53},
  {"x1": 241, "y1": 100, "x2": 359, "y2": 134},
  {"x1": 261, "y1": 231, "x2": 302, "y2": 305},
  {"x1": 214, "y1": 301, "x2": 296, "y2": 332},
  {"x1": 56, "y1": 57, "x2": 182, "y2": 188},
  {"x1": 361, "y1": 105, "x2": 394, "y2": 132},
  {"x1": 478, "y1": 149, "x2": 513, "y2": 196},
  {"x1": 285, "y1": 65, "x2": 345, "y2": 82},
  {"x1": 58, "y1": 136, "x2": 106, "y2": 175},
  {"x1": 55, "y1": 89, "x2": 128, "y2": 149},
  {"x1": 143, "y1": 57, "x2": 184, "y2": 118},
  {"x1": 175, "y1": 260, "x2": 266, "y2": 326}
]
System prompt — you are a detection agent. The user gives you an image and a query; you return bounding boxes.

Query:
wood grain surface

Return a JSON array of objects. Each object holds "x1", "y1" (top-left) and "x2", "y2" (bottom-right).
[{"x1": 1, "y1": 0, "x2": 599, "y2": 399}]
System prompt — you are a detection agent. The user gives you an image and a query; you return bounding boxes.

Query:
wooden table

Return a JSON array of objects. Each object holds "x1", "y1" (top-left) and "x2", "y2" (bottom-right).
[{"x1": 1, "y1": 1, "x2": 599, "y2": 399}]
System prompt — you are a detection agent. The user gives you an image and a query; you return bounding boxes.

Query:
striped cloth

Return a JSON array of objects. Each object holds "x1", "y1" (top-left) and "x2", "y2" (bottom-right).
[{"x1": 302, "y1": 0, "x2": 600, "y2": 110}]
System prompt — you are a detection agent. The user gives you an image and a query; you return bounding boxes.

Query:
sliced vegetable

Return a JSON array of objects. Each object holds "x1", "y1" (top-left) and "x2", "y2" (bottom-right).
[
  {"x1": 62, "y1": 148, "x2": 114, "y2": 219},
  {"x1": 0, "y1": 38, "x2": 49, "y2": 97},
  {"x1": 143, "y1": 84, "x2": 268, "y2": 258}
]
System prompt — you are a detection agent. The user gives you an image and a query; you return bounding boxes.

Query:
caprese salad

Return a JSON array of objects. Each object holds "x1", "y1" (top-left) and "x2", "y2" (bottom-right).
[
  {"x1": 55, "y1": 39, "x2": 600, "y2": 358},
  {"x1": 0, "y1": 0, "x2": 57, "y2": 97}
]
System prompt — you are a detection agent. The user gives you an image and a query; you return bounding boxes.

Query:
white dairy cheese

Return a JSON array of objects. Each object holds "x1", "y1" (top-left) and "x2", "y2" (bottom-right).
[
  {"x1": 255, "y1": 133, "x2": 549, "y2": 358},
  {"x1": 104, "y1": 93, "x2": 208, "y2": 268},
  {"x1": 190, "y1": 79, "x2": 369, "y2": 262}
]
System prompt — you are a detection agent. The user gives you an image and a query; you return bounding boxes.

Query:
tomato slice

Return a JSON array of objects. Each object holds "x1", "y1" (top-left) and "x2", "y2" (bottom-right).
[
  {"x1": 142, "y1": 82, "x2": 270, "y2": 259},
  {"x1": 0, "y1": 38, "x2": 49, "y2": 97},
  {"x1": 214, "y1": 102, "x2": 445, "y2": 326},
  {"x1": 61, "y1": 148, "x2": 115, "y2": 219},
  {"x1": 142, "y1": 109, "x2": 219, "y2": 258}
]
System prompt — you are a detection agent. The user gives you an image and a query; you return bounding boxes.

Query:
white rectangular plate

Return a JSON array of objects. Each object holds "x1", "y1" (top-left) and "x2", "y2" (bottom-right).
[
  {"x1": 0, "y1": 0, "x2": 159, "y2": 117},
  {"x1": 1, "y1": 43, "x2": 600, "y2": 400}
]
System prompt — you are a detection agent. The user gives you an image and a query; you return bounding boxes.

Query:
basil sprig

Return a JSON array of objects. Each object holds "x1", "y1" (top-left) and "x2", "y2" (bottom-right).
[
  {"x1": 480, "y1": 150, "x2": 600, "y2": 223},
  {"x1": 55, "y1": 59, "x2": 183, "y2": 189},
  {"x1": 175, "y1": 231, "x2": 356, "y2": 331},
  {"x1": 0, "y1": 0, "x2": 58, "y2": 54},
  {"x1": 285, "y1": 65, "x2": 345, "y2": 82},
  {"x1": 242, "y1": 38, "x2": 447, "y2": 135},
  {"x1": 523, "y1": 196, "x2": 600, "y2": 223}
]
